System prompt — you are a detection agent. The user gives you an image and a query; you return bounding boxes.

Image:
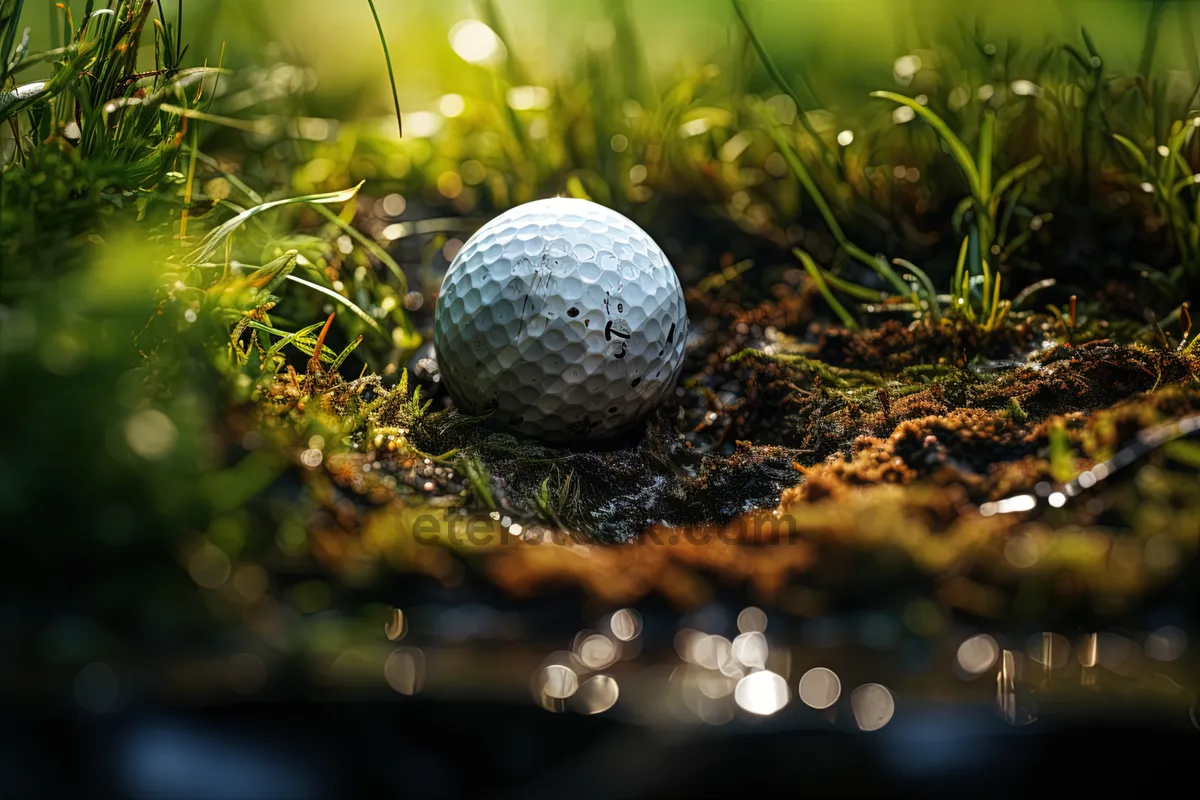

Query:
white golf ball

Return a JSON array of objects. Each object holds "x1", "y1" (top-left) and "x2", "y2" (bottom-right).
[{"x1": 434, "y1": 197, "x2": 687, "y2": 441}]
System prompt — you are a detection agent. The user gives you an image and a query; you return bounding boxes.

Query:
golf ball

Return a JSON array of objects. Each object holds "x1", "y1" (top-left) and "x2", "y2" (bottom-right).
[{"x1": 434, "y1": 197, "x2": 687, "y2": 441}]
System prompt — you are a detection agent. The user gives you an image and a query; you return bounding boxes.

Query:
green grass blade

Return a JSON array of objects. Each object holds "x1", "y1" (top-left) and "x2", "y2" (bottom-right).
[
  {"x1": 366, "y1": 0, "x2": 402, "y2": 139},
  {"x1": 756, "y1": 102, "x2": 845, "y2": 243},
  {"x1": 992, "y1": 155, "x2": 1044, "y2": 201},
  {"x1": 0, "y1": 0, "x2": 26, "y2": 85},
  {"x1": 978, "y1": 109, "x2": 995, "y2": 200},
  {"x1": 871, "y1": 90, "x2": 982, "y2": 199},
  {"x1": 158, "y1": 102, "x2": 272, "y2": 133},
  {"x1": 193, "y1": 149, "x2": 264, "y2": 204},
  {"x1": 264, "y1": 320, "x2": 327, "y2": 360},
  {"x1": 1010, "y1": 278, "x2": 1057, "y2": 309},
  {"x1": 330, "y1": 334, "x2": 364, "y2": 373},
  {"x1": 985, "y1": 270, "x2": 1004, "y2": 331},
  {"x1": 247, "y1": 321, "x2": 338, "y2": 362},
  {"x1": 285, "y1": 274, "x2": 385, "y2": 336},
  {"x1": 843, "y1": 243, "x2": 911, "y2": 297},
  {"x1": 755, "y1": 100, "x2": 906, "y2": 296},
  {"x1": 188, "y1": 182, "x2": 365, "y2": 265},
  {"x1": 1081, "y1": 26, "x2": 1102, "y2": 63},
  {"x1": 1062, "y1": 44, "x2": 1094, "y2": 74},
  {"x1": 1160, "y1": 119, "x2": 1193, "y2": 187},
  {"x1": 952, "y1": 236, "x2": 969, "y2": 307},
  {"x1": 794, "y1": 248, "x2": 859, "y2": 331},
  {"x1": 1171, "y1": 173, "x2": 1200, "y2": 197},
  {"x1": 732, "y1": 0, "x2": 833, "y2": 163},
  {"x1": 950, "y1": 196, "x2": 974, "y2": 232},
  {"x1": 892, "y1": 258, "x2": 942, "y2": 320},
  {"x1": 313, "y1": 205, "x2": 407, "y2": 294},
  {"x1": 1112, "y1": 133, "x2": 1150, "y2": 174},
  {"x1": 819, "y1": 269, "x2": 888, "y2": 302},
  {"x1": 1137, "y1": 0, "x2": 1166, "y2": 78},
  {"x1": 253, "y1": 251, "x2": 300, "y2": 296}
]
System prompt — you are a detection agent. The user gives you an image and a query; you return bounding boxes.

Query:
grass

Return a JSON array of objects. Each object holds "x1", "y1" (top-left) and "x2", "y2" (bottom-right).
[
  {"x1": 365, "y1": 0, "x2": 402, "y2": 139},
  {"x1": 728, "y1": 1, "x2": 1199, "y2": 331},
  {"x1": 3, "y1": 0, "x2": 1200, "y2": 676}
]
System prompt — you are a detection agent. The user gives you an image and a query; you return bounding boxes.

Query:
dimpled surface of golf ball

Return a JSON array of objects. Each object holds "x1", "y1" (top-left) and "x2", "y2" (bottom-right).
[{"x1": 434, "y1": 197, "x2": 687, "y2": 441}]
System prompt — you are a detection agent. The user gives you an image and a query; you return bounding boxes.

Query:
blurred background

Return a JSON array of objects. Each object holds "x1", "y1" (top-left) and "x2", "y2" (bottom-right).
[{"x1": 4, "y1": 0, "x2": 1200, "y2": 796}]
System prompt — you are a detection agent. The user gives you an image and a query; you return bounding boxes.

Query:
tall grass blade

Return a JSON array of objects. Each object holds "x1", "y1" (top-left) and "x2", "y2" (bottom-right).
[
  {"x1": 1112, "y1": 133, "x2": 1150, "y2": 173},
  {"x1": 366, "y1": 0, "x2": 402, "y2": 139},
  {"x1": 285, "y1": 274, "x2": 385, "y2": 336},
  {"x1": 978, "y1": 109, "x2": 995, "y2": 199},
  {"x1": 732, "y1": 0, "x2": 833, "y2": 163},
  {"x1": 313, "y1": 205, "x2": 407, "y2": 294},
  {"x1": 992, "y1": 155, "x2": 1044, "y2": 202},
  {"x1": 952, "y1": 236, "x2": 969, "y2": 307},
  {"x1": 329, "y1": 335, "x2": 365, "y2": 373},
  {"x1": 892, "y1": 258, "x2": 942, "y2": 320},
  {"x1": 188, "y1": 183, "x2": 366, "y2": 265},
  {"x1": 795, "y1": 248, "x2": 859, "y2": 331},
  {"x1": 871, "y1": 90, "x2": 982, "y2": 198},
  {"x1": 819, "y1": 269, "x2": 888, "y2": 302},
  {"x1": 0, "y1": 0, "x2": 26, "y2": 85}
]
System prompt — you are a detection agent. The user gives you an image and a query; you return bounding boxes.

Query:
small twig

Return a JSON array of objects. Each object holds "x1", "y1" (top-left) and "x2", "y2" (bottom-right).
[
  {"x1": 1146, "y1": 309, "x2": 1171, "y2": 350},
  {"x1": 877, "y1": 387, "x2": 892, "y2": 421},
  {"x1": 1067, "y1": 294, "x2": 1077, "y2": 346}
]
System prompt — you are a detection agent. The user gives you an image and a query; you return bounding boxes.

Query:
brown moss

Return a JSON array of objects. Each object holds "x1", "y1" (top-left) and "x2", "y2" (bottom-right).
[{"x1": 253, "y1": 284, "x2": 1200, "y2": 611}]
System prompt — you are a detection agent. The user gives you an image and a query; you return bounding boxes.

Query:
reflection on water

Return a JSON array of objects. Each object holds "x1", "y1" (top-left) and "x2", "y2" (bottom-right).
[
  {"x1": 735, "y1": 671, "x2": 790, "y2": 715},
  {"x1": 384, "y1": 607, "x2": 407, "y2": 641},
  {"x1": 798, "y1": 667, "x2": 841, "y2": 709},
  {"x1": 357, "y1": 605, "x2": 1200, "y2": 733},
  {"x1": 851, "y1": 684, "x2": 896, "y2": 731},
  {"x1": 384, "y1": 647, "x2": 425, "y2": 695},
  {"x1": 956, "y1": 634, "x2": 1000, "y2": 676},
  {"x1": 572, "y1": 674, "x2": 620, "y2": 714},
  {"x1": 608, "y1": 608, "x2": 643, "y2": 641},
  {"x1": 996, "y1": 650, "x2": 1035, "y2": 726}
]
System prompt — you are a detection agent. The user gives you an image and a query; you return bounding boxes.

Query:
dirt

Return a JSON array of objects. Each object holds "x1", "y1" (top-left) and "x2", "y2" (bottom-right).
[{"x1": 246, "y1": 267, "x2": 1200, "y2": 618}]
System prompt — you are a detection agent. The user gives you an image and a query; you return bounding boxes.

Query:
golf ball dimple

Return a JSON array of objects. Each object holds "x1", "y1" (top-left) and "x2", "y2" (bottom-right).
[{"x1": 434, "y1": 197, "x2": 687, "y2": 441}]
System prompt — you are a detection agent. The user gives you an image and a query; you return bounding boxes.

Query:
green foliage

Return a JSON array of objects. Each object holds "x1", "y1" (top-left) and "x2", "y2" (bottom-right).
[
  {"x1": 532, "y1": 470, "x2": 575, "y2": 527},
  {"x1": 1048, "y1": 421, "x2": 1075, "y2": 483},
  {"x1": 1006, "y1": 397, "x2": 1029, "y2": 423},
  {"x1": 1, "y1": 1, "x2": 211, "y2": 176},
  {"x1": 1112, "y1": 119, "x2": 1200, "y2": 282},
  {"x1": 730, "y1": 1, "x2": 1192, "y2": 332},
  {"x1": 458, "y1": 454, "x2": 496, "y2": 511},
  {"x1": 365, "y1": 0, "x2": 402, "y2": 139}
]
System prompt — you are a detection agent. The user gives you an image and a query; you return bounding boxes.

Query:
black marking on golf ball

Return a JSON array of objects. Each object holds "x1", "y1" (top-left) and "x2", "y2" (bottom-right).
[
  {"x1": 604, "y1": 320, "x2": 631, "y2": 341},
  {"x1": 615, "y1": 342, "x2": 628, "y2": 359},
  {"x1": 517, "y1": 254, "x2": 553, "y2": 336},
  {"x1": 568, "y1": 307, "x2": 579, "y2": 317},
  {"x1": 617, "y1": 302, "x2": 624, "y2": 313},
  {"x1": 666, "y1": 322, "x2": 676, "y2": 344},
  {"x1": 631, "y1": 377, "x2": 641, "y2": 387},
  {"x1": 518, "y1": 290, "x2": 533, "y2": 336}
]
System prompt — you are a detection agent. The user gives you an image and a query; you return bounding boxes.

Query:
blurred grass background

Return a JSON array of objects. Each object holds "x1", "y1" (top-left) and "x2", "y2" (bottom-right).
[
  {"x1": 3, "y1": 1, "x2": 1200, "y2": 754},
  {"x1": 18, "y1": 1, "x2": 1200, "y2": 112}
]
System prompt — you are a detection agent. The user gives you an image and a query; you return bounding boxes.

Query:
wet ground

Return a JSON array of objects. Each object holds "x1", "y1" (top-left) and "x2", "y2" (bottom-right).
[{"x1": 214, "y1": 256, "x2": 1200, "y2": 742}]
